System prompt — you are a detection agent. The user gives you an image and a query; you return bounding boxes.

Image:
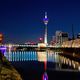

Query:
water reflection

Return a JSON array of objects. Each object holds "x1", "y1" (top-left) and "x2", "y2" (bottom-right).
[
  {"x1": 4, "y1": 50, "x2": 80, "y2": 71},
  {"x1": 37, "y1": 51, "x2": 47, "y2": 62},
  {"x1": 5, "y1": 50, "x2": 60, "y2": 63}
]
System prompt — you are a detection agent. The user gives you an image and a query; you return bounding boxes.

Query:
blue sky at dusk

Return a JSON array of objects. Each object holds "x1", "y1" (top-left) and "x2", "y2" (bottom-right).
[{"x1": 0, "y1": 0, "x2": 80, "y2": 43}]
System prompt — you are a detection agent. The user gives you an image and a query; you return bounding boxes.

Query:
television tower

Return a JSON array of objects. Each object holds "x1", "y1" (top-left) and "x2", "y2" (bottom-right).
[{"x1": 43, "y1": 12, "x2": 49, "y2": 45}]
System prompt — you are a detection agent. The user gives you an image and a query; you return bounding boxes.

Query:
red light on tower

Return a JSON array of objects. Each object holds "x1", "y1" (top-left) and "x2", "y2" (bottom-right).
[
  {"x1": 40, "y1": 38, "x2": 43, "y2": 41},
  {"x1": 39, "y1": 37, "x2": 43, "y2": 43}
]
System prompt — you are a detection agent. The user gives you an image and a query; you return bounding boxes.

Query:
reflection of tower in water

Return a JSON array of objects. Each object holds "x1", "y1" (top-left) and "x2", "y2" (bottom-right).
[{"x1": 38, "y1": 51, "x2": 48, "y2": 80}]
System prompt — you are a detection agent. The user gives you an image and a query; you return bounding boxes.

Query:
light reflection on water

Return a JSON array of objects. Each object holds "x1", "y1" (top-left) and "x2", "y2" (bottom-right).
[{"x1": 5, "y1": 50, "x2": 59, "y2": 62}]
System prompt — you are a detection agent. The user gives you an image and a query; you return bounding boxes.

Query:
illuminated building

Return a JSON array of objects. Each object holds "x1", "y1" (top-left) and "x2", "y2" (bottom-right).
[
  {"x1": 62, "y1": 39, "x2": 80, "y2": 47},
  {"x1": 50, "y1": 36, "x2": 56, "y2": 45},
  {"x1": 77, "y1": 33, "x2": 80, "y2": 39},
  {"x1": 55, "y1": 31, "x2": 62, "y2": 45},
  {"x1": 61, "y1": 32, "x2": 68, "y2": 43},
  {"x1": 43, "y1": 12, "x2": 49, "y2": 45},
  {"x1": 56, "y1": 31, "x2": 68, "y2": 46}
]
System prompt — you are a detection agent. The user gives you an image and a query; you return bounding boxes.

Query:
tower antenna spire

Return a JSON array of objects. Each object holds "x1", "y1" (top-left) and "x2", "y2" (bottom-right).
[{"x1": 45, "y1": 12, "x2": 47, "y2": 19}]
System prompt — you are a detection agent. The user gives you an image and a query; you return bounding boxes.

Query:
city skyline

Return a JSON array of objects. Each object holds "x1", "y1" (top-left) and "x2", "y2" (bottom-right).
[{"x1": 0, "y1": 0, "x2": 80, "y2": 43}]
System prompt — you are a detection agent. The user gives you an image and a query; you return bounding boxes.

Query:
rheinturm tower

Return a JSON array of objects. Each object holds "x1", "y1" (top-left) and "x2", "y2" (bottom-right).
[{"x1": 43, "y1": 12, "x2": 49, "y2": 45}]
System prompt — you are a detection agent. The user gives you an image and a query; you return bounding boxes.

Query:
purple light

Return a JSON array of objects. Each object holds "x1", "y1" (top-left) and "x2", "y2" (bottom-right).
[
  {"x1": 0, "y1": 46, "x2": 7, "y2": 55},
  {"x1": 43, "y1": 18, "x2": 48, "y2": 21},
  {"x1": 43, "y1": 18, "x2": 49, "y2": 25},
  {"x1": 0, "y1": 47, "x2": 6, "y2": 50},
  {"x1": 42, "y1": 72, "x2": 48, "y2": 80}
]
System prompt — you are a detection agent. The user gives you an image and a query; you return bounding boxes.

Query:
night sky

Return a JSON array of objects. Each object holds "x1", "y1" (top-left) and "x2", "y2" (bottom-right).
[{"x1": 0, "y1": 0, "x2": 80, "y2": 43}]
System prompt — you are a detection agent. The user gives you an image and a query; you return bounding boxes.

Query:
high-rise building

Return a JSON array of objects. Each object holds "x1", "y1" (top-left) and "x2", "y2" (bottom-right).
[
  {"x1": 61, "y1": 32, "x2": 68, "y2": 43},
  {"x1": 55, "y1": 31, "x2": 62, "y2": 44},
  {"x1": 50, "y1": 36, "x2": 56, "y2": 45},
  {"x1": 55, "y1": 31, "x2": 68, "y2": 46},
  {"x1": 77, "y1": 33, "x2": 80, "y2": 39}
]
